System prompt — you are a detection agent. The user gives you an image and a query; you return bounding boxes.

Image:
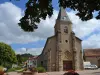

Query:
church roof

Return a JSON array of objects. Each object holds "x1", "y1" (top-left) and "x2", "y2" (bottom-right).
[
  {"x1": 84, "y1": 49, "x2": 100, "y2": 57},
  {"x1": 57, "y1": 7, "x2": 71, "y2": 22},
  {"x1": 40, "y1": 35, "x2": 56, "y2": 55},
  {"x1": 75, "y1": 36, "x2": 82, "y2": 41}
]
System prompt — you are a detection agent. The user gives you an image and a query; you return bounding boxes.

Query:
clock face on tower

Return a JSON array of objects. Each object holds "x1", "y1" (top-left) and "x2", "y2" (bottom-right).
[{"x1": 62, "y1": 16, "x2": 67, "y2": 20}]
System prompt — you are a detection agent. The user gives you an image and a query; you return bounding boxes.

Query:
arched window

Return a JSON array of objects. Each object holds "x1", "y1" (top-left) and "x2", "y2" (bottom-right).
[{"x1": 64, "y1": 26, "x2": 68, "y2": 33}]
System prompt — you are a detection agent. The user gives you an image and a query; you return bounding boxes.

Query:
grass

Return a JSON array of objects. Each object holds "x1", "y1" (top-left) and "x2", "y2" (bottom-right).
[{"x1": 7, "y1": 67, "x2": 22, "y2": 72}]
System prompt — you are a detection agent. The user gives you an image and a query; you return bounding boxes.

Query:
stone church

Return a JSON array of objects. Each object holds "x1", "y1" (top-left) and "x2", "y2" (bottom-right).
[{"x1": 37, "y1": 7, "x2": 84, "y2": 71}]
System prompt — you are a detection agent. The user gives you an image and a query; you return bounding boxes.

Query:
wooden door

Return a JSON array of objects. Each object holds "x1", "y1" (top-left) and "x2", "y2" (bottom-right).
[{"x1": 63, "y1": 61, "x2": 73, "y2": 71}]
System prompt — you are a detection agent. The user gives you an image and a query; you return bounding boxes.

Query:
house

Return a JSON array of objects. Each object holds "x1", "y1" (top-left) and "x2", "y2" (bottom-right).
[
  {"x1": 12, "y1": 64, "x2": 18, "y2": 68},
  {"x1": 37, "y1": 7, "x2": 84, "y2": 71},
  {"x1": 84, "y1": 48, "x2": 100, "y2": 67},
  {"x1": 27, "y1": 56, "x2": 38, "y2": 68}
]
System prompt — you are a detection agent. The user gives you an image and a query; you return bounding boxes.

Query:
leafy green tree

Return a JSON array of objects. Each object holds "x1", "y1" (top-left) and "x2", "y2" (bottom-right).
[
  {"x1": 16, "y1": 54, "x2": 23, "y2": 65},
  {"x1": 16, "y1": 53, "x2": 33, "y2": 64},
  {"x1": 10, "y1": 0, "x2": 100, "y2": 31},
  {"x1": 21, "y1": 53, "x2": 33, "y2": 62},
  {"x1": 0, "y1": 42, "x2": 17, "y2": 68}
]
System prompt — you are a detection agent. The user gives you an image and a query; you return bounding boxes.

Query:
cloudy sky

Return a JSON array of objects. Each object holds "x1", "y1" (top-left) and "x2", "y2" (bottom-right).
[{"x1": 0, "y1": 0, "x2": 100, "y2": 55}]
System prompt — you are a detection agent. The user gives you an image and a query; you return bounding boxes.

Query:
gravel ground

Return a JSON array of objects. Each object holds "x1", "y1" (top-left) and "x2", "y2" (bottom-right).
[{"x1": 7, "y1": 69, "x2": 100, "y2": 75}]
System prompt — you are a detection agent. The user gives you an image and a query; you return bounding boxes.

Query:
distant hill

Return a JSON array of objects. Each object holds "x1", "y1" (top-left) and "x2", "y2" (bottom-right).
[
  {"x1": 21, "y1": 53, "x2": 33, "y2": 58},
  {"x1": 17, "y1": 53, "x2": 34, "y2": 63}
]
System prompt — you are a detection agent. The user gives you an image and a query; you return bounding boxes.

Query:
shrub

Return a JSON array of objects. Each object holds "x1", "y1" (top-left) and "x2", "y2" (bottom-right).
[
  {"x1": 24, "y1": 68, "x2": 27, "y2": 71},
  {"x1": 7, "y1": 68, "x2": 16, "y2": 72},
  {"x1": 29, "y1": 67, "x2": 37, "y2": 72},
  {"x1": 7, "y1": 67, "x2": 22, "y2": 72},
  {"x1": 16, "y1": 68, "x2": 25, "y2": 73},
  {"x1": 36, "y1": 67, "x2": 46, "y2": 73},
  {"x1": 14, "y1": 67, "x2": 22, "y2": 70},
  {"x1": 2, "y1": 62, "x2": 12, "y2": 69}
]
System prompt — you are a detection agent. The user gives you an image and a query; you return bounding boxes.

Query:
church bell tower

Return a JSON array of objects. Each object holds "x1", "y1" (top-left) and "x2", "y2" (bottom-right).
[{"x1": 55, "y1": 7, "x2": 74, "y2": 71}]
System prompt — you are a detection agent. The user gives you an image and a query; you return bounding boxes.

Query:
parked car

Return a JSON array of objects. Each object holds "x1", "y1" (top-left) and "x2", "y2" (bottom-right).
[
  {"x1": 90, "y1": 65, "x2": 98, "y2": 70},
  {"x1": 84, "y1": 61, "x2": 98, "y2": 70},
  {"x1": 84, "y1": 65, "x2": 92, "y2": 69},
  {"x1": 84, "y1": 65, "x2": 98, "y2": 70}
]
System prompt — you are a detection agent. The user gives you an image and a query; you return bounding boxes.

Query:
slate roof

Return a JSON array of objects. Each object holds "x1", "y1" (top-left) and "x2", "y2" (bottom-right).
[{"x1": 57, "y1": 7, "x2": 71, "y2": 22}]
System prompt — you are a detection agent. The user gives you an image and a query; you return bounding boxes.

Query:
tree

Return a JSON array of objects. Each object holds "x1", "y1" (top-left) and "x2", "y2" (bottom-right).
[
  {"x1": 20, "y1": 53, "x2": 33, "y2": 62},
  {"x1": 10, "y1": 0, "x2": 100, "y2": 31},
  {"x1": 16, "y1": 53, "x2": 33, "y2": 64},
  {"x1": 0, "y1": 42, "x2": 17, "y2": 68},
  {"x1": 16, "y1": 54, "x2": 23, "y2": 65}
]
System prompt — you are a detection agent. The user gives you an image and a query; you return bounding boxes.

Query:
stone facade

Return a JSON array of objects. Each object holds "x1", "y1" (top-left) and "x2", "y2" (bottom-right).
[{"x1": 37, "y1": 7, "x2": 84, "y2": 71}]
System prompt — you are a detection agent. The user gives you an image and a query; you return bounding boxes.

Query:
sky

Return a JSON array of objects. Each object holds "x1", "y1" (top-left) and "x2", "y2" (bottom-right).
[{"x1": 0, "y1": 0, "x2": 100, "y2": 55}]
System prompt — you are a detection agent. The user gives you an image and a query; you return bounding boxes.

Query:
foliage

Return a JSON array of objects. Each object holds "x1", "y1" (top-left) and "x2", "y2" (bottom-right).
[
  {"x1": 29, "y1": 67, "x2": 37, "y2": 72},
  {"x1": 7, "y1": 68, "x2": 16, "y2": 72},
  {"x1": 16, "y1": 54, "x2": 23, "y2": 65},
  {"x1": 37, "y1": 64, "x2": 42, "y2": 67},
  {"x1": 0, "y1": 42, "x2": 17, "y2": 68},
  {"x1": 21, "y1": 53, "x2": 33, "y2": 62},
  {"x1": 16, "y1": 68, "x2": 25, "y2": 72},
  {"x1": 22, "y1": 57, "x2": 28, "y2": 62},
  {"x1": 21, "y1": 53, "x2": 33, "y2": 57},
  {"x1": 7, "y1": 67, "x2": 22, "y2": 72},
  {"x1": 1, "y1": 62, "x2": 12, "y2": 69},
  {"x1": 36, "y1": 67, "x2": 46, "y2": 73},
  {"x1": 16, "y1": 53, "x2": 33, "y2": 65},
  {"x1": 16, "y1": 0, "x2": 100, "y2": 32}
]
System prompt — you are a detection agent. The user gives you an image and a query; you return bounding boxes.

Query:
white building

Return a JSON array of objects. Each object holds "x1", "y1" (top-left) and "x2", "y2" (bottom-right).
[{"x1": 27, "y1": 56, "x2": 38, "y2": 68}]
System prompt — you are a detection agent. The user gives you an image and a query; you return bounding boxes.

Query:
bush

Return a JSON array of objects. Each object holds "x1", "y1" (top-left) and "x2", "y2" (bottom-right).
[
  {"x1": 2, "y1": 62, "x2": 12, "y2": 69},
  {"x1": 29, "y1": 67, "x2": 37, "y2": 72},
  {"x1": 7, "y1": 67, "x2": 22, "y2": 72},
  {"x1": 7, "y1": 68, "x2": 16, "y2": 72},
  {"x1": 16, "y1": 68, "x2": 25, "y2": 73},
  {"x1": 36, "y1": 67, "x2": 46, "y2": 73}
]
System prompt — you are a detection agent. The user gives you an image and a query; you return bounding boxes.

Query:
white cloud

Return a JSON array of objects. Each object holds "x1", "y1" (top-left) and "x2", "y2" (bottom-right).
[
  {"x1": 0, "y1": 2, "x2": 56, "y2": 44},
  {"x1": 16, "y1": 47, "x2": 43, "y2": 55},
  {"x1": 0, "y1": 2, "x2": 100, "y2": 50},
  {"x1": 68, "y1": 11, "x2": 100, "y2": 38},
  {"x1": 82, "y1": 34, "x2": 100, "y2": 49}
]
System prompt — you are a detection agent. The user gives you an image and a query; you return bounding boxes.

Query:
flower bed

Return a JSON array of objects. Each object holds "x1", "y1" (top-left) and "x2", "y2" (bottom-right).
[
  {"x1": 0, "y1": 71, "x2": 4, "y2": 75},
  {"x1": 0, "y1": 66, "x2": 4, "y2": 75},
  {"x1": 63, "y1": 70, "x2": 79, "y2": 75}
]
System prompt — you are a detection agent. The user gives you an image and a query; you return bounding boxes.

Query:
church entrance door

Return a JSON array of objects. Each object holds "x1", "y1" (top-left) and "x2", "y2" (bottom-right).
[{"x1": 63, "y1": 61, "x2": 73, "y2": 71}]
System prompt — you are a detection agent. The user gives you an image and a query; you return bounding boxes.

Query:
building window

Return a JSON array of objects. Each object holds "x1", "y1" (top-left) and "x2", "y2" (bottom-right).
[
  {"x1": 64, "y1": 26, "x2": 68, "y2": 33},
  {"x1": 41, "y1": 61, "x2": 43, "y2": 66},
  {"x1": 65, "y1": 40, "x2": 68, "y2": 43}
]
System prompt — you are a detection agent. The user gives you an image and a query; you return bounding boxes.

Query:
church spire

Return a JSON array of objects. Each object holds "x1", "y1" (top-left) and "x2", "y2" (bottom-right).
[{"x1": 57, "y1": 7, "x2": 71, "y2": 23}]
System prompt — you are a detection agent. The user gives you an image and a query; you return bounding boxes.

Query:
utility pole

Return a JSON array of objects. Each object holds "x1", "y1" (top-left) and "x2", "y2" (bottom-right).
[{"x1": 26, "y1": 48, "x2": 28, "y2": 54}]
